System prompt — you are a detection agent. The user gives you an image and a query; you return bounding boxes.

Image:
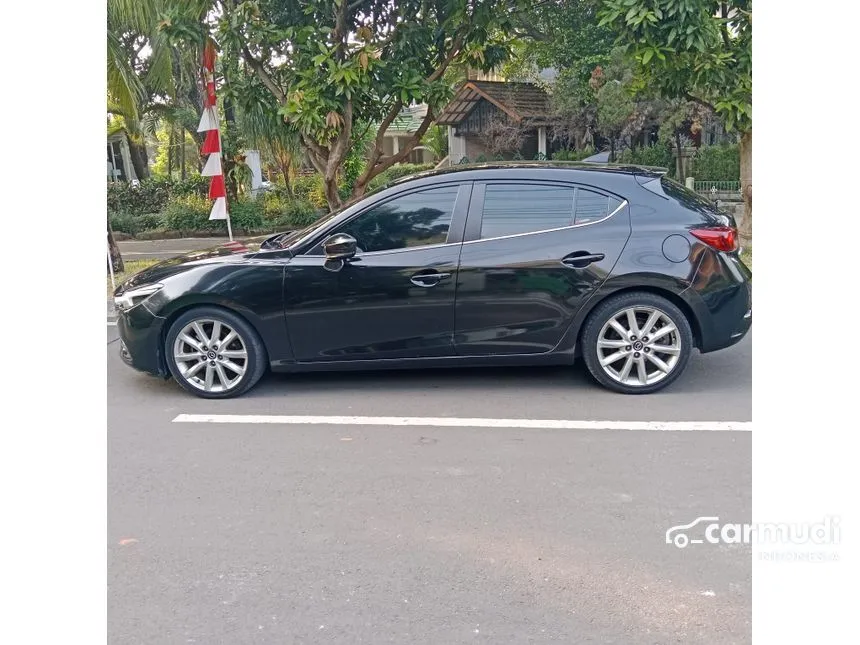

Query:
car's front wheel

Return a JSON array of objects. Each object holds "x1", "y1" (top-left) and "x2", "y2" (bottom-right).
[
  {"x1": 164, "y1": 307, "x2": 267, "y2": 399},
  {"x1": 581, "y1": 292, "x2": 693, "y2": 394}
]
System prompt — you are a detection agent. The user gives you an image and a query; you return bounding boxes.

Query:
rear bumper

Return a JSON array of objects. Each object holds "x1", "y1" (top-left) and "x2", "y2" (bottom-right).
[
  {"x1": 688, "y1": 252, "x2": 752, "y2": 354},
  {"x1": 116, "y1": 303, "x2": 168, "y2": 376}
]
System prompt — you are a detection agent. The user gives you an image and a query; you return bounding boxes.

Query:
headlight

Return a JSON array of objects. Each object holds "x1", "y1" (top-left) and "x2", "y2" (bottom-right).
[{"x1": 114, "y1": 283, "x2": 163, "y2": 312}]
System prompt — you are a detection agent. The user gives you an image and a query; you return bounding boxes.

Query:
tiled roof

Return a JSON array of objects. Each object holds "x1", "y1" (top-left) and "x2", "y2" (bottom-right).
[
  {"x1": 384, "y1": 104, "x2": 429, "y2": 133},
  {"x1": 436, "y1": 81, "x2": 552, "y2": 126}
]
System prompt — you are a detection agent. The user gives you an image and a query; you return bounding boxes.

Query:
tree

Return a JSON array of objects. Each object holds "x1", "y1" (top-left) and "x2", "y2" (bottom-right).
[
  {"x1": 500, "y1": 0, "x2": 615, "y2": 153},
  {"x1": 108, "y1": 220, "x2": 125, "y2": 276},
  {"x1": 595, "y1": 81, "x2": 634, "y2": 161},
  {"x1": 599, "y1": 0, "x2": 752, "y2": 240},
  {"x1": 507, "y1": 0, "x2": 615, "y2": 85},
  {"x1": 108, "y1": 0, "x2": 214, "y2": 180},
  {"x1": 222, "y1": 0, "x2": 521, "y2": 211},
  {"x1": 479, "y1": 113, "x2": 530, "y2": 158}
]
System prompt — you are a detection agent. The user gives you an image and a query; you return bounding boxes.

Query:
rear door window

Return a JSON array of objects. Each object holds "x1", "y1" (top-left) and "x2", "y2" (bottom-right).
[
  {"x1": 479, "y1": 183, "x2": 621, "y2": 239},
  {"x1": 575, "y1": 190, "x2": 623, "y2": 225},
  {"x1": 480, "y1": 184, "x2": 575, "y2": 238}
]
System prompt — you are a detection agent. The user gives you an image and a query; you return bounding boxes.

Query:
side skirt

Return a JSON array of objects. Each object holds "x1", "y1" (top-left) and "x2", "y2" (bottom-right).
[{"x1": 270, "y1": 349, "x2": 577, "y2": 374}]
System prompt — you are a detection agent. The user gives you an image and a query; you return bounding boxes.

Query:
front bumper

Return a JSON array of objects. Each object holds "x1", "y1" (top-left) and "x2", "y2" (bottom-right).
[{"x1": 116, "y1": 303, "x2": 168, "y2": 376}]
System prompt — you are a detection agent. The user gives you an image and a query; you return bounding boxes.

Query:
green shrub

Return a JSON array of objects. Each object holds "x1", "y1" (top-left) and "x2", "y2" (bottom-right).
[
  {"x1": 107, "y1": 175, "x2": 209, "y2": 218},
  {"x1": 618, "y1": 144, "x2": 675, "y2": 171},
  {"x1": 292, "y1": 174, "x2": 328, "y2": 208},
  {"x1": 262, "y1": 193, "x2": 322, "y2": 229},
  {"x1": 109, "y1": 212, "x2": 164, "y2": 236},
  {"x1": 692, "y1": 144, "x2": 739, "y2": 181},
  {"x1": 227, "y1": 199, "x2": 264, "y2": 230},
  {"x1": 109, "y1": 212, "x2": 139, "y2": 236},
  {"x1": 171, "y1": 175, "x2": 209, "y2": 197},
  {"x1": 551, "y1": 147, "x2": 595, "y2": 161},
  {"x1": 107, "y1": 179, "x2": 171, "y2": 216},
  {"x1": 161, "y1": 194, "x2": 218, "y2": 232}
]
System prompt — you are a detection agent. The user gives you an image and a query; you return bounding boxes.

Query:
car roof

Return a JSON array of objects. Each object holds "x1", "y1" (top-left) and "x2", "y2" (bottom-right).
[
  {"x1": 389, "y1": 161, "x2": 667, "y2": 185},
  {"x1": 385, "y1": 161, "x2": 668, "y2": 195}
]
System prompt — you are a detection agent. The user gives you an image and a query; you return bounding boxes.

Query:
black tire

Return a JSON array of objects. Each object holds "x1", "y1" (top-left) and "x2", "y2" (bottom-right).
[
  {"x1": 580, "y1": 291, "x2": 694, "y2": 394},
  {"x1": 164, "y1": 306, "x2": 268, "y2": 399}
]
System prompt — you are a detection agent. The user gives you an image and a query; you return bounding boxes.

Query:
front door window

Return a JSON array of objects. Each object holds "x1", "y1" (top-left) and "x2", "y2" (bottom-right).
[{"x1": 316, "y1": 186, "x2": 458, "y2": 254}]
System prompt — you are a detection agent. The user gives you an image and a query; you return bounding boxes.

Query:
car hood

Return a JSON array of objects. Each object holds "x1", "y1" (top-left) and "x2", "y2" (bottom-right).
[{"x1": 115, "y1": 235, "x2": 286, "y2": 294}]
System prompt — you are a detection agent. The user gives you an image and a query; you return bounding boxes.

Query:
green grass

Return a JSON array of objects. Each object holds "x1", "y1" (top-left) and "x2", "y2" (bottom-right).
[{"x1": 107, "y1": 259, "x2": 161, "y2": 297}]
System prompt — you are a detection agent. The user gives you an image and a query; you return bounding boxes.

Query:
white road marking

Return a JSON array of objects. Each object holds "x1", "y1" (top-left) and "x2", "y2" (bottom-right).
[
  {"x1": 107, "y1": 321, "x2": 117, "y2": 326},
  {"x1": 172, "y1": 414, "x2": 751, "y2": 432}
]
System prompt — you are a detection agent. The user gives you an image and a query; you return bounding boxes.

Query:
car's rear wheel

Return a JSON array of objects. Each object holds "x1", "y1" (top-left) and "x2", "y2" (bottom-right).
[
  {"x1": 581, "y1": 292, "x2": 693, "y2": 394},
  {"x1": 164, "y1": 307, "x2": 267, "y2": 399}
]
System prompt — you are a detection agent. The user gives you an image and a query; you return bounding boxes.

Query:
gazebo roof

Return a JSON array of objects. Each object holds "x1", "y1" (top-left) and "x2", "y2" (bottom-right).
[{"x1": 436, "y1": 81, "x2": 553, "y2": 126}]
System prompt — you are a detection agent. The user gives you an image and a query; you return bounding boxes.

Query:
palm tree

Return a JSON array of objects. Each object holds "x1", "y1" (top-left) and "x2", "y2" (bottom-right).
[
  {"x1": 236, "y1": 98, "x2": 303, "y2": 195},
  {"x1": 107, "y1": 0, "x2": 211, "y2": 180}
]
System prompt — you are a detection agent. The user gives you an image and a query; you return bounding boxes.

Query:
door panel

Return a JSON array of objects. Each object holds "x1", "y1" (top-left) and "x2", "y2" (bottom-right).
[
  {"x1": 284, "y1": 246, "x2": 461, "y2": 361},
  {"x1": 454, "y1": 181, "x2": 631, "y2": 356},
  {"x1": 283, "y1": 184, "x2": 470, "y2": 362}
]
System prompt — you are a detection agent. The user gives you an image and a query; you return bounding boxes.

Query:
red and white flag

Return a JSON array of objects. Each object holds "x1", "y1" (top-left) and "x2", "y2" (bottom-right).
[{"x1": 197, "y1": 38, "x2": 231, "y2": 233}]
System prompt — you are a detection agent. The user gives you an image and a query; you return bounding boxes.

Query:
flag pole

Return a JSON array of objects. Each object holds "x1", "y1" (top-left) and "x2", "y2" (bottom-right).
[{"x1": 200, "y1": 37, "x2": 233, "y2": 241}]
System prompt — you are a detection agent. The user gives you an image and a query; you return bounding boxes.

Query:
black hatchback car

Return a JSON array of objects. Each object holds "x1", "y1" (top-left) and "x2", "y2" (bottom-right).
[{"x1": 114, "y1": 164, "x2": 751, "y2": 398}]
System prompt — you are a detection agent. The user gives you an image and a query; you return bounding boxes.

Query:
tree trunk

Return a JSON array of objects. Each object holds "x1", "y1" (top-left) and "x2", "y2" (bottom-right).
[
  {"x1": 323, "y1": 174, "x2": 342, "y2": 211},
  {"x1": 128, "y1": 139, "x2": 150, "y2": 180},
  {"x1": 167, "y1": 127, "x2": 174, "y2": 178},
  {"x1": 180, "y1": 131, "x2": 187, "y2": 181},
  {"x1": 675, "y1": 131, "x2": 683, "y2": 178},
  {"x1": 280, "y1": 160, "x2": 293, "y2": 197},
  {"x1": 107, "y1": 219, "x2": 124, "y2": 275},
  {"x1": 738, "y1": 129, "x2": 752, "y2": 246}
]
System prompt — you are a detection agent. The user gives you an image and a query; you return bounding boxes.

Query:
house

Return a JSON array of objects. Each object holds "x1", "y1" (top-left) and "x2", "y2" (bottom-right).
[
  {"x1": 380, "y1": 103, "x2": 436, "y2": 164},
  {"x1": 436, "y1": 80, "x2": 559, "y2": 165},
  {"x1": 107, "y1": 128, "x2": 139, "y2": 182}
]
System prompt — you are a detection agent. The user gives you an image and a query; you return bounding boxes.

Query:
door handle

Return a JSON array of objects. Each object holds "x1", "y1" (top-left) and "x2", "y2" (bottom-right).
[
  {"x1": 561, "y1": 251, "x2": 605, "y2": 269},
  {"x1": 410, "y1": 271, "x2": 451, "y2": 288}
]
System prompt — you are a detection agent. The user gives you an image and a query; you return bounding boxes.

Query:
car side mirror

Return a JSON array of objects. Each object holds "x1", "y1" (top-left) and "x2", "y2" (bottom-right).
[{"x1": 323, "y1": 233, "x2": 357, "y2": 260}]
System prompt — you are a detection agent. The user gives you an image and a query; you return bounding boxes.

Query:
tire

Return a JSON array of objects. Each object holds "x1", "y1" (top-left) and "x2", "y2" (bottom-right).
[
  {"x1": 580, "y1": 291, "x2": 693, "y2": 394},
  {"x1": 164, "y1": 306, "x2": 268, "y2": 399}
]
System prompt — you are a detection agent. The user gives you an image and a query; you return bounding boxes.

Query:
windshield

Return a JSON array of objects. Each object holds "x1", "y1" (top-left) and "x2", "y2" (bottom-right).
[{"x1": 263, "y1": 182, "x2": 397, "y2": 249}]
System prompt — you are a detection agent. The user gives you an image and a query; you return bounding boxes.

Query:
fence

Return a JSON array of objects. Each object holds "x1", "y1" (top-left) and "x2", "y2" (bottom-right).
[{"x1": 693, "y1": 180, "x2": 741, "y2": 194}]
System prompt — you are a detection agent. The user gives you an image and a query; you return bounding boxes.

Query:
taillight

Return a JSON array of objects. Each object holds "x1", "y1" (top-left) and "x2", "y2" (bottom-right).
[{"x1": 690, "y1": 226, "x2": 738, "y2": 253}]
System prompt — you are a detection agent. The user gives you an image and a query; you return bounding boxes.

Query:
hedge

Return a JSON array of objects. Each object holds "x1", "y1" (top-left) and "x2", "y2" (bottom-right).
[
  {"x1": 551, "y1": 148, "x2": 595, "y2": 161},
  {"x1": 692, "y1": 144, "x2": 740, "y2": 182},
  {"x1": 617, "y1": 144, "x2": 675, "y2": 174},
  {"x1": 107, "y1": 175, "x2": 208, "y2": 217},
  {"x1": 108, "y1": 164, "x2": 433, "y2": 236},
  {"x1": 110, "y1": 192, "x2": 323, "y2": 237}
]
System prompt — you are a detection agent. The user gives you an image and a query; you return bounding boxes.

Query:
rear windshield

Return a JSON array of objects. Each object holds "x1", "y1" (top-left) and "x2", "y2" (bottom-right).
[{"x1": 659, "y1": 177, "x2": 728, "y2": 222}]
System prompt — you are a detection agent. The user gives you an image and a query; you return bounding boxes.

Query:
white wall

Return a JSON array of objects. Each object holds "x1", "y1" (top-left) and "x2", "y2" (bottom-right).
[{"x1": 448, "y1": 126, "x2": 466, "y2": 165}]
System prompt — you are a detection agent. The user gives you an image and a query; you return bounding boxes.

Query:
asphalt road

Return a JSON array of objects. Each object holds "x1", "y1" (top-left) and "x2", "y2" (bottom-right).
[
  {"x1": 118, "y1": 237, "x2": 230, "y2": 260},
  {"x1": 108, "y1": 326, "x2": 752, "y2": 644}
]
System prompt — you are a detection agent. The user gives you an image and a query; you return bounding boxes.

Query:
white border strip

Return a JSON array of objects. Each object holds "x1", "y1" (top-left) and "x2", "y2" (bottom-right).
[{"x1": 173, "y1": 414, "x2": 751, "y2": 432}]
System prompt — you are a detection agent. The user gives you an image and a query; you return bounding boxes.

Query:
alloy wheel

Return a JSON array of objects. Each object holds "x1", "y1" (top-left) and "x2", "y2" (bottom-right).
[
  {"x1": 596, "y1": 306, "x2": 681, "y2": 387},
  {"x1": 172, "y1": 319, "x2": 248, "y2": 393}
]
